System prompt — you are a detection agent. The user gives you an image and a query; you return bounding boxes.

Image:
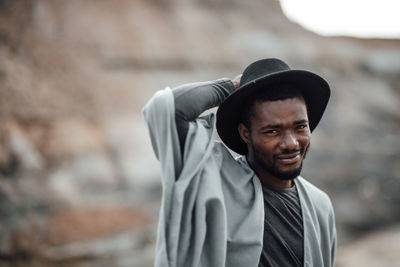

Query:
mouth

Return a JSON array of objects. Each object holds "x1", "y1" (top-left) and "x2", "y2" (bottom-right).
[{"x1": 275, "y1": 151, "x2": 301, "y2": 165}]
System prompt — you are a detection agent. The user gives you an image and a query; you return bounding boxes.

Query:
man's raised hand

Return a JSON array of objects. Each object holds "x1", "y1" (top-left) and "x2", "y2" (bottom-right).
[{"x1": 232, "y1": 74, "x2": 242, "y2": 89}]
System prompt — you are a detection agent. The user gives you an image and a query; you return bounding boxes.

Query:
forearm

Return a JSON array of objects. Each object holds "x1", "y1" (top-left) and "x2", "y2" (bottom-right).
[{"x1": 172, "y1": 78, "x2": 235, "y2": 150}]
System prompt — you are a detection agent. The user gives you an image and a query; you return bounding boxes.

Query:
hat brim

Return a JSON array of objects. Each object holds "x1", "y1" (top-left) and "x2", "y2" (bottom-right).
[{"x1": 216, "y1": 69, "x2": 330, "y2": 155}]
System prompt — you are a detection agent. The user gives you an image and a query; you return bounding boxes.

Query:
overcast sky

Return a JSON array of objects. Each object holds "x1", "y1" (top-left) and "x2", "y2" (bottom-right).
[{"x1": 280, "y1": 0, "x2": 400, "y2": 39}]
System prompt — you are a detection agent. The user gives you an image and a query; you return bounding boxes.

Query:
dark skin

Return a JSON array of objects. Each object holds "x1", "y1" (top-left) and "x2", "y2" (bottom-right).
[{"x1": 232, "y1": 75, "x2": 311, "y2": 189}]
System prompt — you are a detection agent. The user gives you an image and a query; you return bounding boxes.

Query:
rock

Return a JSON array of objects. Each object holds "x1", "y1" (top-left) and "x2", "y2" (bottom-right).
[
  {"x1": 44, "y1": 207, "x2": 149, "y2": 246},
  {"x1": 336, "y1": 225, "x2": 400, "y2": 267},
  {"x1": 0, "y1": 0, "x2": 399, "y2": 265},
  {"x1": 47, "y1": 168, "x2": 81, "y2": 204},
  {"x1": 103, "y1": 115, "x2": 161, "y2": 188},
  {"x1": 7, "y1": 121, "x2": 43, "y2": 173},
  {"x1": 364, "y1": 49, "x2": 400, "y2": 75}
]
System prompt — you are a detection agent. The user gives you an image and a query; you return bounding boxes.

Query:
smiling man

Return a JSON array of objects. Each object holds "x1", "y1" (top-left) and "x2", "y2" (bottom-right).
[{"x1": 143, "y1": 58, "x2": 336, "y2": 267}]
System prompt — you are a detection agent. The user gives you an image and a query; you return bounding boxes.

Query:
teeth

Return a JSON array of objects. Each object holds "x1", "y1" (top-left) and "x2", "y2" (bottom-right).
[{"x1": 279, "y1": 154, "x2": 298, "y2": 159}]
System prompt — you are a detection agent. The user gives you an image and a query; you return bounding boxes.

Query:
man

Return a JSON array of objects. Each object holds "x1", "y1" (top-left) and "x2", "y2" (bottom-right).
[{"x1": 143, "y1": 58, "x2": 336, "y2": 267}]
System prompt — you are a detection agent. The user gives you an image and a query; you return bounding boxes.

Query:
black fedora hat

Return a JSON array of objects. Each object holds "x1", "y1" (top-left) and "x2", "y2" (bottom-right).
[{"x1": 216, "y1": 58, "x2": 330, "y2": 155}]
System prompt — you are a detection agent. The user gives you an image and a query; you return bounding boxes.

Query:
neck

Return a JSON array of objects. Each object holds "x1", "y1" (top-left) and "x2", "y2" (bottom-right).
[{"x1": 246, "y1": 155, "x2": 293, "y2": 189}]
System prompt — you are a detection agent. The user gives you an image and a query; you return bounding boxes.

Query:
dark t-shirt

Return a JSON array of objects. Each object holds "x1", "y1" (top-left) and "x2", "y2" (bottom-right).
[{"x1": 259, "y1": 184, "x2": 304, "y2": 267}]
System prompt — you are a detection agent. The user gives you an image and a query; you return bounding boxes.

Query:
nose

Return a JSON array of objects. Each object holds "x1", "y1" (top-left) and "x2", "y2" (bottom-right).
[{"x1": 279, "y1": 131, "x2": 299, "y2": 151}]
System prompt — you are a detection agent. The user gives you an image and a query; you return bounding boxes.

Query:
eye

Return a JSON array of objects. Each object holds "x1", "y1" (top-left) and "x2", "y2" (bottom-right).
[
  {"x1": 263, "y1": 129, "x2": 279, "y2": 135},
  {"x1": 296, "y1": 124, "x2": 308, "y2": 131}
]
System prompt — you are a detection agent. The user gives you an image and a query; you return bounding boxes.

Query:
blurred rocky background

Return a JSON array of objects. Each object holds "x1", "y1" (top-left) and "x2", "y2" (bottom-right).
[{"x1": 0, "y1": 0, "x2": 399, "y2": 266}]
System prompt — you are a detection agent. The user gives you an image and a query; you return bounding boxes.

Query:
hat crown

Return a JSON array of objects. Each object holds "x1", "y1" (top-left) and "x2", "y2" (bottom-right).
[{"x1": 240, "y1": 58, "x2": 291, "y2": 86}]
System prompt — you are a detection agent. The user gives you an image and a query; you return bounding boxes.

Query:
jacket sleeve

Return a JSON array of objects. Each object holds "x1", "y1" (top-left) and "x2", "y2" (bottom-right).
[
  {"x1": 142, "y1": 86, "x2": 230, "y2": 267},
  {"x1": 172, "y1": 78, "x2": 235, "y2": 153},
  {"x1": 142, "y1": 88, "x2": 184, "y2": 267}
]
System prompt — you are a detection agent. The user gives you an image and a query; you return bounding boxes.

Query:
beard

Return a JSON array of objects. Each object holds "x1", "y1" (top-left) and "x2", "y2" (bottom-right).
[{"x1": 252, "y1": 144, "x2": 310, "y2": 181}]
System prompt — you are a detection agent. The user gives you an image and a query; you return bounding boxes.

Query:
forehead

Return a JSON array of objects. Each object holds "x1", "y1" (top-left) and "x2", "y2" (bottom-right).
[{"x1": 251, "y1": 97, "x2": 308, "y2": 125}]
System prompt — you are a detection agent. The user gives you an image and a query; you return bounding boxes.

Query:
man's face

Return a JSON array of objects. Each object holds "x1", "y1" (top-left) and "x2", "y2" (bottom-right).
[{"x1": 240, "y1": 97, "x2": 311, "y2": 181}]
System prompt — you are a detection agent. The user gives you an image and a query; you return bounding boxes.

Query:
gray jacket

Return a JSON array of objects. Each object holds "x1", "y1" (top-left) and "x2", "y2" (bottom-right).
[{"x1": 143, "y1": 87, "x2": 336, "y2": 267}]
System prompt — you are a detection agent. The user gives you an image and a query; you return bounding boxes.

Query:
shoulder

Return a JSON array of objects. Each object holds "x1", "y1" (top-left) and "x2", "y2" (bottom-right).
[
  {"x1": 212, "y1": 141, "x2": 236, "y2": 165},
  {"x1": 212, "y1": 142, "x2": 253, "y2": 176},
  {"x1": 296, "y1": 177, "x2": 334, "y2": 213}
]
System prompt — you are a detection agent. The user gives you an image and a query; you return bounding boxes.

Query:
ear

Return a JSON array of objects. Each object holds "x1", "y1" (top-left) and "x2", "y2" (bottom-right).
[{"x1": 238, "y1": 123, "x2": 250, "y2": 144}]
